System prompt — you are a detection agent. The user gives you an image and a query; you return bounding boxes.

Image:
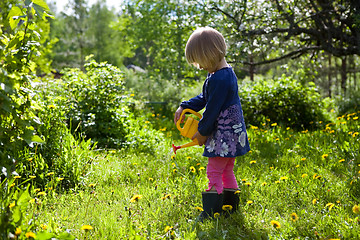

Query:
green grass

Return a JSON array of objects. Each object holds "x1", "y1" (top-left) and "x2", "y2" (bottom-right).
[{"x1": 6, "y1": 112, "x2": 360, "y2": 239}]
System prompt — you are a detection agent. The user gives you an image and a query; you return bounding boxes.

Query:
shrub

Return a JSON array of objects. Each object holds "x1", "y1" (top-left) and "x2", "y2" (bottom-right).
[{"x1": 239, "y1": 76, "x2": 330, "y2": 130}]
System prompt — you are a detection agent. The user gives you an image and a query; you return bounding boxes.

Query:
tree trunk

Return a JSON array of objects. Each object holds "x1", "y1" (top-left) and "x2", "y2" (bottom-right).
[
  {"x1": 341, "y1": 57, "x2": 347, "y2": 96},
  {"x1": 328, "y1": 54, "x2": 332, "y2": 98},
  {"x1": 249, "y1": 54, "x2": 254, "y2": 81}
]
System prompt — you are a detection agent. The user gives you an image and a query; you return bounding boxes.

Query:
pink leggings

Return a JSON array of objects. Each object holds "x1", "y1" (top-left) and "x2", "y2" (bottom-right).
[{"x1": 206, "y1": 157, "x2": 238, "y2": 194}]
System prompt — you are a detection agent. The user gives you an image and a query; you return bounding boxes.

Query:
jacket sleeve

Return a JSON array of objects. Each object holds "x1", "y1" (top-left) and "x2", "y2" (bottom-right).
[
  {"x1": 180, "y1": 93, "x2": 206, "y2": 112},
  {"x1": 198, "y1": 76, "x2": 230, "y2": 136}
]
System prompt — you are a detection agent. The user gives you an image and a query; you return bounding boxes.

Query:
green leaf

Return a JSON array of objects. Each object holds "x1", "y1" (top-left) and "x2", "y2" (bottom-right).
[
  {"x1": 56, "y1": 232, "x2": 76, "y2": 240},
  {"x1": 8, "y1": 6, "x2": 23, "y2": 30},
  {"x1": 32, "y1": 0, "x2": 50, "y2": 19}
]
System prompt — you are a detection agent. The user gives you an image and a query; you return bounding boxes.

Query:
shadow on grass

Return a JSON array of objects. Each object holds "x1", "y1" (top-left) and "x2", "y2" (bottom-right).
[{"x1": 195, "y1": 208, "x2": 269, "y2": 240}]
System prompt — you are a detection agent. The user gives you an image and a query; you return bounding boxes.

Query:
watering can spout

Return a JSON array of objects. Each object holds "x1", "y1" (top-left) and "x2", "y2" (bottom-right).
[{"x1": 172, "y1": 109, "x2": 202, "y2": 154}]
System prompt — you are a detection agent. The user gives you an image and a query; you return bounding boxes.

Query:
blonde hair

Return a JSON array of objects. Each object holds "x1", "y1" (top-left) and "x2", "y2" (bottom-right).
[{"x1": 185, "y1": 27, "x2": 226, "y2": 70}]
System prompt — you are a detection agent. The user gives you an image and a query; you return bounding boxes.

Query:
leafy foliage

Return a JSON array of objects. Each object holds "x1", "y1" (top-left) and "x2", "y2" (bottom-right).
[{"x1": 239, "y1": 75, "x2": 331, "y2": 130}]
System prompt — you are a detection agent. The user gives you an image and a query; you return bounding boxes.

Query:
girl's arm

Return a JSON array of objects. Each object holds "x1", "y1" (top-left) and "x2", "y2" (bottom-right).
[{"x1": 180, "y1": 93, "x2": 206, "y2": 112}]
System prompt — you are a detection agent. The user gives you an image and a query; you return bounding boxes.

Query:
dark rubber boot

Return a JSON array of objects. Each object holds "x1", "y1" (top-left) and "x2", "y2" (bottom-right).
[
  {"x1": 223, "y1": 188, "x2": 240, "y2": 216},
  {"x1": 198, "y1": 191, "x2": 223, "y2": 222}
]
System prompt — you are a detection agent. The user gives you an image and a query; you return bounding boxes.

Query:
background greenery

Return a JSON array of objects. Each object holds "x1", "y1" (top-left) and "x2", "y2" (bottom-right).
[{"x1": 0, "y1": 0, "x2": 359, "y2": 239}]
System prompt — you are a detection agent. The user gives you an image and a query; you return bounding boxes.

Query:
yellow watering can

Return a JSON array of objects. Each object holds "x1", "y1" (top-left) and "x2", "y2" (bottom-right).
[{"x1": 172, "y1": 109, "x2": 202, "y2": 154}]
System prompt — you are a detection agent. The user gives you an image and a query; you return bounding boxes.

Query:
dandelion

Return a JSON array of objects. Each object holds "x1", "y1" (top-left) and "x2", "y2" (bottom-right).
[
  {"x1": 15, "y1": 227, "x2": 21, "y2": 236},
  {"x1": 40, "y1": 224, "x2": 47, "y2": 230},
  {"x1": 14, "y1": 176, "x2": 21, "y2": 179},
  {"x1": 244, "y1": 182, "x2": 252, "y2": 186},
  {"x1": 326, "y1": 203, "x2": 335, "y2": 211},
  {"x1": 171, "y1": 155, "x2": 175, "y2": 160},
  {"x1": 130, "y1": 194, "x2": 143, "y2": 202},
  {"x1": 9, "y1": 202, "x2": 15, "y2": 208},
  {"x1": 247, "y1": 200, "x2": 253, "y2": 205},
  {"x1": 190, "y1": 166, "x2": 196, "y2": 173},
  {"x1": 81, "y1": 225, "x2": 93, "y2": 231},
  {"x1": 353, "y1": 132, "x2": 359, "y2": 137},
  {"x1": 241, "y1": 179, "x2": 247, "y2": 182},
  {"x1": 46, "y1": 172, "x2": 54, "y2": 176},
  {"x1": 34, "y1": 188, "x2": 40, "y2": 192},
  {"x1": 261, "y1": 182, "x2": 267, "y2": 186},
  {"x1": 29, "y1": 175, "x2": 36, "y2": 179},
  {"x1": 161, "y1": 194, "x2": 171, "y2": 200},
  {"x1": 286, "y1": 127, "x2": 291, "y2": 130},
  {"x1": 250, "y1": 160, "x2": 256, "y2": 164},
  {"x1": 339, "y1": 159, "x2": 345, "y2": 163},
  {"x1": 301, "y1": 158, "x2": 306, "y2": 161},
  {"x1": 25, "y1": 231, "x2": 36, "y2": 238},
  {"x1": 148, "y1": 177, "x2": 154, "y2": 181},
  {"x1": 48, "y1": 104, "x2": 56, "y2": 109},
  {"x1": 222, "y1": 205, "x2": 233, "y2": 211},
  {"x1": 270, "y1": 167, "x2": 274, "y2": 170},
  {"x1": 164, "y1": 226, "x2": 173, "y2": 233},
  {"x1": 280, "y1": 176, "x2": 288, "y2": 181},
  {"x1": 295, "y1": 165, "x2": 300, "y2": 168},
  {"x1": 186, "y1": 156, "x2": 192, "y2": 160},
  {"x1": 275, "y1": 180, "x2": 280, "y2": 184},
  {"x1": 302, "y1": 174, "x2": 308, "y2": 178},
  {"x1": 234, "y1": 190, "x2": 241, "y2": 194},
  {"x1": 271, "y1": 123, "x2": 277, "y2": 127},
  {"x1": 214, "y1": 212, "x2": 220, "y2": 218},
  {"x1": 88, "y1": 183, "x2": 96, "y2": 187},
  {"x1": 195, "y1": 206, "x2": 203, "y2": 211},
  {"x1": 270, "y1": 220, "x2": 281, "y2": 229},
  {"x1": 290, "y1": 212, "x2": 299, "y2": 222},
  {"x1": 354, "y1": 116, "x2": 359, "y2": 120},
  {"x1": 353, "y1": 205, "x2": 360, "y2": 214},
  {"x1": 173, "y1": 169, "x2": 177, "y2": 174},
  {"x1": 37, "y1": 192, "x2": 46, "y2": 196},
  {"x1": 322, "y1": 154, "x2": 328, "y2": 159},
  {"x1": 312, "y1": 199, "x2": 317, "y2": 205},
  {"x1": 57, "y1": 177, "x2": 64, "y2": 181},
  {"x1": 250, "y1": 126, "x2": 259, "y2": 130},
  {"x1": 199, "y1": 167, "x2": 205, "y2": 171}
]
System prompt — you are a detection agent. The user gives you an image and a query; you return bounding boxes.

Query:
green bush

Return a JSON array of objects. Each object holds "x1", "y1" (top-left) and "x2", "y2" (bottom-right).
[
  {"x1": 239, "y1": 76, "x2": 330, "y2": 130},
  {"x1": 336, "y1": 90, "x2": 360, "y2": 115}
]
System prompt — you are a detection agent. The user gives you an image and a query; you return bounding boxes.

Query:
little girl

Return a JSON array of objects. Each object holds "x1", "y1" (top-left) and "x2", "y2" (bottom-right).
[{"x1": 174, "y1": 27, "x2": 250, "y2": 221}]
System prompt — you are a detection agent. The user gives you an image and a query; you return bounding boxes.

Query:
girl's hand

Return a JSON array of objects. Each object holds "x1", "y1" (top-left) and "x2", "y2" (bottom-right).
[
  {"x1": 192, "y1": 131, "x2": 208, "y2": 146},
  {"x1": 174, "y1": 106, "x2": 184, "y2": 124}
]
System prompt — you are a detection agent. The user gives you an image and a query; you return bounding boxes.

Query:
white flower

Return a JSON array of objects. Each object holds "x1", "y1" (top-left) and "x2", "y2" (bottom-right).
[
  {"x1": 206, "y1": 139, "x2": 216, "y2": 152},
  {"x1": 220, "y1": 142, "x2": 229, "y2": 157}
]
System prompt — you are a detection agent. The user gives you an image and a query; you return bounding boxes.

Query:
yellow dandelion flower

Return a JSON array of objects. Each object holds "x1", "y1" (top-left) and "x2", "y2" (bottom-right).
[
  {"x1": 46, "y1": 172, "x2": 54, "y2": 176},
  {"x1": 190, "y1": 166, "x2": 196, "y2": 173},
  {"x1": 302, "y1": 174, "x2": 308, "y2": 178},
  {"x1": 164, "y1": 226, "x2": 173, "y2": 233},
  {"x1": 88, "y1": 183, "x2": 96, "y2": 187},
  {"x1": 280, "y1": 176, "x2": 288, "y2": 180},
  {"x1": 34, "y1": 188, "x2": 40, "y2": 192},
  {"x1": 250, "y1": 160, "x2": 256, "y2": 164},
  {"x1": 326, "y1": 203, "x2": 335, "y2": 211},
  {"x1": 48, "y1": 104, "x2": 56, "y2": 109},
  {"x1": 354, "y1": 116, "x2": 359, "y2": 120},
  {"x1": 15, "y1": 227, "x2": 21, "y2": 236},
  {"x1": 171, "y1": 155, "x2": 175, "y2": 160},
  {"x1": 199, "y1": 167, "x2": 205, "y2": 171},
  {"x1": 195, "y1": 206, "x2": 203, "y2": 211},
  {"x1": 29, "y1": 175, "x2": 36, "y2": 179},
  {"x1": 250, "y1": 125, "x2": 259, "y2": 130},
  {"x1": 270, "y1": 167, "x2": 274, "y2": 170},
  {"x1": 186, "y1": 156, "x2": 192, "y2": 160},
  {"x1": 271, "y1": 123, "x2": 277, "y2": 127},
  {"x1": 234, "y1": 190, "x2": 241, "y2": 194},
  {"x1": 214, "y1": 212, "x2": 220, "y2": 218},
  {"x1": 290, "y1": 212, "x2": 299, "y2": 222},
  {"x1": 322, "y1": 154, "x2": 328, "y2": 159},
  {"x1": 57, "y1": 177, "x2": 64, "y2": 181},
  {"x1": 353, "y1": 205, "x2": 360, "y2": 214},
  {"x1": 261, "y1": 182, "x2": 267, "y2": 186},
  {"x1": 295, "y1": 164, "x2": 300, "y2": 168},
  {"x1": 9, "y1": 202, "x2": 15, "y2": 208},
  {"x1": 25, "y1": 231, "x2": 36, "y2": 238},
  {"x1": 275, "y1": 180, "x2": 280, "y2": 184},
  {"x1": 222, "y1": 205, "x2": 233, "y2": 211},
  {"x1": 353, "y1": 132, "x2": 359, "y2": 137},
  {"x1": 161, "y1": 194, "x2": 171, "y2": 200},
  {"x1": 286, "y1": 127, "x2": 291, "y2": 130},
  {"x1": 246, "y1": 200, "x2": 253, "y2": 205},
  {"x1": 81, "y1": 225, "x2": 93, "y2": 231},
  {"x1": 301, "y1": 158, "x2": 306, "y2": 161},
  {"x1": 241, "y1": 179, "x2": 247, "y2": 182},
  {"x1": 130, "y1": 194, "x2": 143, "y2": 202},
  {"x1": 40, "y1": 224, "x2": 47, "y2": 230},
  {"x1": 37, "y1": 192, "x2": 46, "y2": 196},
  {"x1": 244, "y1": 182, "x2": 252, "y2": 186},
  {"x1": 14, "y1": 176, "x2": 21, "y2": 179},
  {"x1": 270, "y1": 220, "x2": 281, "y2": 229},
  {"x1": 148, "y1": 177, "x2": 154, "y2": 181},
  {"x1": 339, "y1": 159, "x2": 345, "y2": 163}
]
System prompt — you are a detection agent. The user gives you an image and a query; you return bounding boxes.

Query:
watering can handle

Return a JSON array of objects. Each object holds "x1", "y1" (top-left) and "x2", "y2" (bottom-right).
[{"x1": 176, "y1": 108, "x2": 202, "y2": 132}]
